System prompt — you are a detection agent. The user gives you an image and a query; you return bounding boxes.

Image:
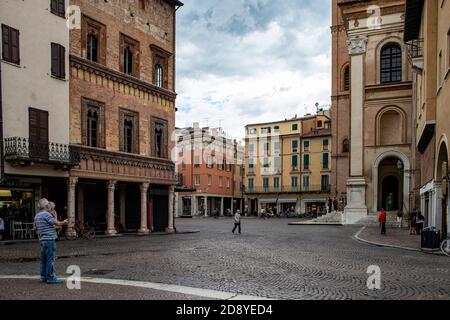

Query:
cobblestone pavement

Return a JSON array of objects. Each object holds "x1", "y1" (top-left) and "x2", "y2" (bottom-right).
[
  {"x1": 356, "y1": 226, "x2": 422, "y2": 251},
  {"x1": 0, "y1": 218, "x2": 449, "y2": 300}
]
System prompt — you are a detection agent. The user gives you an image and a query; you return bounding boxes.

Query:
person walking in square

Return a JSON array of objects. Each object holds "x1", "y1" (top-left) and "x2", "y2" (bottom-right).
[
  {"x1": 379, "y1": 208, "x2": 387, "y2": 235},
  {"x1": 232, "y1": 210, "x2": 241, "y2": 234},
  {"x1": 409, "y1": 208, "x2": 417, "y2": 235},
  {"x1": 34, "y1": 198, "x2": 68, "y2": 284},
  {"x1": 0, "y1": 215, "x2": 5, "y2": 240},
  {"x1": 416, "y1": 211, "x2": 424, "y2": 235},
  {"x1": 396, "y1": 210, "x2": 403, "y2": 228}
]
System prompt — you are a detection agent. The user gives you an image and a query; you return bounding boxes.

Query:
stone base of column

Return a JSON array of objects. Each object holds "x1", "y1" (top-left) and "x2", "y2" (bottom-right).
[
  {"x1": 105, "y1": 229, "x2": 118, "y2": 236},
  {"x1": 343, "y1": 176, "x2": 368, "y2": 225},
  {"x1": 138, "y1": 228, "x2": 150, "y2": 235},
  {"x1": 65, "y1": 228, "x2": 77, "y2": 239},
  {"x1": 165, "y1": 227, "x2": 175, "y2": 234}
]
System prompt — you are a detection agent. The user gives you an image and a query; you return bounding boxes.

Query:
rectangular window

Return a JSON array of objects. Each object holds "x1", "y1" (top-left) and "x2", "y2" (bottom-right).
[
  {"x1": 50, "y1": 0, "x2": 66, "y2": 18},
  {"x1": 51, "y1": 43, "x2": 66, "y2": 79},
  {"x1": 248, "y1": 178, "x2": 254, "y2": 191},
  {"x1": 273, "y1": 141, "x2": 280, "y2": 153},
  {"x1": 323, "y1": 138, "x2": 329, "y2": 151},
  {"x1": 249, "y1": 144, "x2": 255, "y2": 154},
  {"x1": 206, "y1": 155, "x2": 213, "y2": 168},
  {"x1": 248, "y1": 128, "x2": 257, "y2": 135},
  {"x1": 292, "y1": 124, "x2": 298, "y2": 131},
  {"x1": 291, "y1": 176, "x2": 298, "y2": 189},
  {"x1": 304, "y1": 154, "x2": 310, "y2": 170},
  {"x1": 194, "y1": 175, "x2": 201, "y2": 186},
  {"x1": 120, "y1": 33, "x2": 140, "y2": 77},
  {"x1": 274, "y1": 126, "x2": 280, "y2": 132},
  {"x1": 321, "y1": 175, "x2": 330, "y2": 192},
  {"x1": 304, "y1": 140, "x2": 310, "y2": 152},
  {"x1": 263, "y1": 177, "x2": 269, "y2": 192},
  {"x1": 273, "y1": 177, "x2": 280, "y2": 190},
  {"x1": 292, "y1": 140, "x2": 298, "y2": 153},
  {"x1": 317, "y1": 121, "x2": 323, "y2": 128},
  {"x1": 261, "y1": 127, "x2": 271, "y2": 134},
  {"x1": 303, "y1": 175, "x2": 310, "y2": 190},
  {"x1": 82, "y1": 15, "x2": 106, "y2": 65},
  {"x1": 292, "y1": 155, "x2": 298, "y2": 170},
  {"x1": 29, "y1": 108, "x2": 49, "y2": 160},
  {"x1": 227, "y1": 178, "x2": 230, "y2": 188},
  {"x1": 323, "y1": 153, "x2": 329, "y2": 169},
  {"x1": 263, "y1": 142, "x2": 270, "y2": 155},
  {"x1": 208, "y1": 175, "x2": 212, "y2": 186},
  {"x1": 263, "y1": 158, "x2": 270, "y2": 168},
  {"x1": 194, "y1": 155, "x2": 201, "y2": 168},
  {"x1": 151, "y1": 117, "x2": 168, "y2": 159},
  {"x1": 219, "y1": 177, "x2": 223, "y2": 187},
  {"x1": 119, "y1": 109, "x2": 139, "y2": 154},
  {"x1": 2, "y1": 25, "x2": 20, "y2": 65},
  {"x1": 81, "y1": 98, "x2": 105, "y2": 148},
  {"x1": 274, "y1": 157, "x2": 280, "y2": 171},
  {"x1": 249, "y1": 158, "x2": 254, "y2": 171}
]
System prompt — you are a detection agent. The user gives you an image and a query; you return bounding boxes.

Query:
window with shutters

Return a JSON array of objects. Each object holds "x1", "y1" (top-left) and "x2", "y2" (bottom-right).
[
  {"x1": 81, "y1": 98, "x2": 105, "y2": 148},
  {"x1": 343, "y1": 65, "x2": 350, "y2": 91},
  {"x1": 29, "y1": 108, "x2": 49, "y2": 160},
  {"x1": 51, "y1": 43, "x2": 66, "y2": 79},
  {"x1": 82, "y1": 16, "x2": 106, "y2": 65},
  {"x1": 120, "y1": 34, "x2": 140, "y2": 77},
  {"x1": 151, "y1": 117, "x2": 169, "y2": 159},
  {"x1": 2, "y1": 25, "x2": 20, "y2": 65},
  {"x1": 150, "y1": 45, "x2": 171, "y2": 89},
  {"x1": 322, "y1": 153, "x2": 329, "y2": 169},
  {"x1": 119, "y1": 109, "x2": 139, "y2": 154},
  {"x1": 303, "y1": 154, "x2": 310, "y2": 170},
  {"x1": 50, "y1": 0, "x2": 66, "y2": 18}
]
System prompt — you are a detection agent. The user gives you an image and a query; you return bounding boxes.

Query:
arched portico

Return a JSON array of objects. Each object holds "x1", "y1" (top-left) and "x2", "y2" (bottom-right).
[{"x1": 372, "y1": 150, "x2": 411, "y2": 213}]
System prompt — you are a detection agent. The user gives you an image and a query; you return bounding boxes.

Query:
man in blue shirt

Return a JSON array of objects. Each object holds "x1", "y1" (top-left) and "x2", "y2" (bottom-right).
[{"x1": 34, "y1": 198, "x2": 68, "y2": 284}]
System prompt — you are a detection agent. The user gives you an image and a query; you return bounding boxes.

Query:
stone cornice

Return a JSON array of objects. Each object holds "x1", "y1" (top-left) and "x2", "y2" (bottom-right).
[
  {"x1": 70, "y1": 54, "x2": 177, "y2": 102},
  {"x1": 73, "y1": 145, "x2": 176, "y2": 171}
]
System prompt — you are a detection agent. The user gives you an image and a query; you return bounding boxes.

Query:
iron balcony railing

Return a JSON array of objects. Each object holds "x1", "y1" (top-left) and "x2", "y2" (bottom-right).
[
  {"x1": 406, "y1": 38, "x2": 424, "y2": 61},
  {"x1": 245, "y1": 185, "x2": 331, "y2": 194},
  {"x1": 4, "y1": 137, "x2": 80, "y2": 165}
]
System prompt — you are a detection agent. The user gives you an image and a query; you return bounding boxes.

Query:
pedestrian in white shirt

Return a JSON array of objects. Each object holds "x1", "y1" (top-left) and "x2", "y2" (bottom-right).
[{"x1": 232, "y1": 210, "x2": 241, "y2": 234}]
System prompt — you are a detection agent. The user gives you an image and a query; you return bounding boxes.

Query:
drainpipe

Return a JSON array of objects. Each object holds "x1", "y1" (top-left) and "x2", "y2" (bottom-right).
[{"x1": 0, "y1": 59, "x2": 4, "y2": 182}]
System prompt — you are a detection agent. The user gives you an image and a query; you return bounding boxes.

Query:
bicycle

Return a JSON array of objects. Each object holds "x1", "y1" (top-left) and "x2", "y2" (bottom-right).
[
  {"x1": 65, "y1": 221, "x2": 96, "y2": 241},
  {"x1": 441, "y1": 239, "x2": 450, "y2": 257}
]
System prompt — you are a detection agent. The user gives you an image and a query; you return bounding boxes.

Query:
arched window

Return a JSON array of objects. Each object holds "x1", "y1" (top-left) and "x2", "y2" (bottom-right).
[
  {"x1": 343, "y1": 65, "x2": 350, "y2": 91},
  {"x1": 380, "y1": 43, "x2": 402, "y2": 83},
  {"x1": 124, "y1": 45, "x2": 133, "y2": 75},
  {"x1": 342, "y1": 139, "x2": 350, "y2": 153},
  {"x1": 155, "y1": 64, "x2": 163, "y2": 88}
]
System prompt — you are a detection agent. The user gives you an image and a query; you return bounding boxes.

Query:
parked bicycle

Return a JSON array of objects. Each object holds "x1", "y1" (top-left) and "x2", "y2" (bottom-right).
[
  {"x1": 65, "y1": 221, "x2": 96, "y2": 241},
  {"x1": 441, "y1": 239, "x2": 450, "y2": 257}
]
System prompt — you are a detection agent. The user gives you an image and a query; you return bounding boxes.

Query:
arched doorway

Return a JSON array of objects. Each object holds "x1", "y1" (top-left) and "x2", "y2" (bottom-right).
[
  {"x1": 381, "y1": 176, "x2": 399, "y2": 211},
  {"x1": 436, "y1": 141, "x2": 448, "y2": 239},
  {"x1": 376, "y1": 156, "x2": 405, "y2": 212}
]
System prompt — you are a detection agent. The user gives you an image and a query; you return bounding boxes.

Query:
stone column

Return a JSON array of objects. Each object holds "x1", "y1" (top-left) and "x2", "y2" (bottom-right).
[
  {"x1": 220, "y1": 198, "x2": 225, "y2": 216},
  {"x1": 174, "y1": 193, "x2": 180, "y2": 218},
  {"x1": 166, "y1": 186, "x2": 175, "y2": 233},
  {"x1": 191, "y1": 196, "x2": 196, "y2": 216},
  {"x1": 139, "y1": 183, "x2": 150, "y2": 235},
  {"x1": 344, "y1": 35, "x2": 369, "y2": 224},
  {"x1": 230, "y1": 198, "x2": 234, "y2": 215},
  {"x1": 105, "y1": 180, "x2": 117, "y2": 236},
  {"x1": 66, "y1": 177, "x2": 78, "y2": 238},
  {"x1": 204, "y1": 196, "x2": 209, "y2": 217}
]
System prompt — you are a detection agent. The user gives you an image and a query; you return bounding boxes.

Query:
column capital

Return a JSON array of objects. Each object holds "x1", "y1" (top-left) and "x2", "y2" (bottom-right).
[
  {"x1": 347, "y1": 35, "x2": 368, "y2": 56},
  {"x1": 107, "y1": 180, "x2": 117, "y2": 191},
  {"x1": 140, "y1": 182, "x2": 150, "y2": 193},
  {"x1": 68, "y1": 177, "x2": 78, "y2": 188}
]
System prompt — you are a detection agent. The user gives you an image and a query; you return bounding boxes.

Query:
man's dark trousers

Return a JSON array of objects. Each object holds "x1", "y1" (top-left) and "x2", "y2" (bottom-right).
[
  {"x1": 381, "y1": 223, "x2": 386, "y2": 235},
  {"x1": 232, "y1": 223, "x2": 241, "y2": 234}
]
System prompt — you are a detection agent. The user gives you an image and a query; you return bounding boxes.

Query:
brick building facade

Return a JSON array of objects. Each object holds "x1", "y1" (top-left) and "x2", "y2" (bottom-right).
[{"x1": 67, "y1": 0, "x2": 183, "y2": 236}]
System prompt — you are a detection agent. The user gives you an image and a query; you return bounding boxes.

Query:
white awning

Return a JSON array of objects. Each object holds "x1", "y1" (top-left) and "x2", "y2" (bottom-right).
[{"x1": 277, "y1": 199, "x2": 298, "y2": 204}]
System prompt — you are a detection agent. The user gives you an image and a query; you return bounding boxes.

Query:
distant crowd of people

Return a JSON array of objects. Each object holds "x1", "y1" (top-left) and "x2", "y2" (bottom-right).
[{"x1": 378, "y1": 207, "x2": 424, "y2": 236}]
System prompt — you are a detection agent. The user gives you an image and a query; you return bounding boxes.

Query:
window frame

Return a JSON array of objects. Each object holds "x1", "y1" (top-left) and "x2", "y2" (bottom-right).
[
  {"x1": 50, "y1": 0, "x2": 66, "y2": 18},
  {"x1": 151, "y1": 117, "x2": 169, "y2": 159},
  {"x1": 2, "y1": 24, "x2": 20, "y2": 65},
  {"x1": 380, "y1": 43, "x2": 402, "y2": 84},
  {"x1": 51, "y1": 43, "x2": 66, "y2": 79},
  {"x1": 119, "y1": 108, "x2": 140, "y2": 154},
  {"x1": 81, "y1": 97, "x2": 106, "y2": 149},
  {"x1": 120, "y1": 33, "x2": 140, "y2": 77},
  {"x1": 82, "y1": 15, "x2": 106, "y2": 65}
]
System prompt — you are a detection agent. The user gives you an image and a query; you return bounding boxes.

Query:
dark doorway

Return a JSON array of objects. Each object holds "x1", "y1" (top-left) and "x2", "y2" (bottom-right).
[
  {"x1": 124, "y1": 184, "x2": 140, "y2": 230},
  {"x1": 151, "y1": 188, "x2": 169, "y2": 232},
  {"x1": 45, "y1": 178, "x2": 67, "y2": 219},
  {"x1": 83, "y1": 184, "x2": 107, "y2": 231},
  {"x1": 381, "y1": 176, "x2": 399, "y2": 211}
]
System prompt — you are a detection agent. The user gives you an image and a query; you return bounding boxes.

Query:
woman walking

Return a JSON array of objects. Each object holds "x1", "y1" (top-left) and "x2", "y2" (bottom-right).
[{"x1": 409, "y1": 209, "x2": 417, "y2": 235}]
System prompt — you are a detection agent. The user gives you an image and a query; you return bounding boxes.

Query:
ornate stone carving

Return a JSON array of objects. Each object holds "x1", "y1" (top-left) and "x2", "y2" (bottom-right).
[{"x1": 347, "y1": 35, "x2": 368, "y2": 55}]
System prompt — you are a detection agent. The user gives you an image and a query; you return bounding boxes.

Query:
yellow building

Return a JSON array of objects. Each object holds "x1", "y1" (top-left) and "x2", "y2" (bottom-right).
[
  {"x1": 244, "y1": 113, "x2": 332, "y2": 215},
  {"x1": 405, "y1": 0, "x2": 450, "y2": 239}
]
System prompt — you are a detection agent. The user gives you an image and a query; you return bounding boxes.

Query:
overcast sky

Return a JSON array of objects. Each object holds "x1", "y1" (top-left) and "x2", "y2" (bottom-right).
[{"x1": 175, "y1": 0, "x2": 331, "y2": 140}]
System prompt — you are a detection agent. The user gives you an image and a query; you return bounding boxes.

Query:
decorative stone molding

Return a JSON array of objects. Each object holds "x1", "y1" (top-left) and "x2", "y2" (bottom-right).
[{"x1": 347, "y1": 35, "x2": 368, "y2": 55}]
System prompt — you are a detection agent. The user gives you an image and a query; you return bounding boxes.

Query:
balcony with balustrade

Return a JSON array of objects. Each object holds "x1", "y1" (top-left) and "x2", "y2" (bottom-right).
[{"x1": 4, "y1": 137, "x2": 80, "y2": 167}]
